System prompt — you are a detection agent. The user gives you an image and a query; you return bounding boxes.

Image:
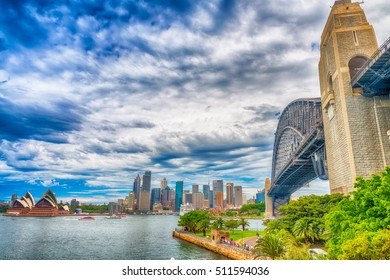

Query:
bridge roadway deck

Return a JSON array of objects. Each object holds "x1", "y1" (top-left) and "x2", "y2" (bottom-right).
[
  {"x1": 269, "y1": 127, "x2": 325, "y2": 197},
  {"x1": 351, "y1": 36, "x2": 390, "y2": 96}
]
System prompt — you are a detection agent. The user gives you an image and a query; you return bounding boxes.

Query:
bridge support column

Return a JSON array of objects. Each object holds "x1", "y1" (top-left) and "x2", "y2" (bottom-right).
[
  {"x1": 264, "y1": 178, "x2": 273, "y2": 218},
  {"x1": 272, "y1": 196, "x2": 291, "y2": 218}
]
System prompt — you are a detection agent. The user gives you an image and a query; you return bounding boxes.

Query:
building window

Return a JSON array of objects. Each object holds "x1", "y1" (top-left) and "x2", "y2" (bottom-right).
[{"x1": 353, "y1": 31, "x2": 359, "y2": 46}]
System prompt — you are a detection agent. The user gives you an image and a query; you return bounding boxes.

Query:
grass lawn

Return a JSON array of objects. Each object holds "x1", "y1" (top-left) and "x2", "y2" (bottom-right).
[{"x1": 195, "y1": 229, "x2": 263, "y2": 242}]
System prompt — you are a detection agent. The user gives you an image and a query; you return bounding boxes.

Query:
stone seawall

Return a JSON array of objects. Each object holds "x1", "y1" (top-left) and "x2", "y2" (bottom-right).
[{"x1": 172, "y1": 230, "x2": 255, "y2": 260}]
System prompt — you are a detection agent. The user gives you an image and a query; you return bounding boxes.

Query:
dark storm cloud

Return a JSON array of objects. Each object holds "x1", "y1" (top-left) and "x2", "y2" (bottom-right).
[
  {"x1": 129, "y1": 120, "x2": 156, "y2": 129},
  {"x1": 0, "y1": 0, "x2": 52, "y2": 49},
  {"x1": 0, "y1": 97, "x2": 85, "y2": 143},
  {"x1": 243, "y1": 104, "x2": 282, "y2": 122},
  {"x1": 0, "y1": 0, "x2": 198, "y2": 51},
  {"x1": 84, "y1": 141, "x2": 151, "y2": 155},
  {"x1": 151, "y1": 130, "x2": 274, "y2": 170},
  {"x1": 247, "y1": 0, "x2": 327, "y2": 31},
  {"x1": 205, "y1": 0, "x2": 238, "y2": 34}
]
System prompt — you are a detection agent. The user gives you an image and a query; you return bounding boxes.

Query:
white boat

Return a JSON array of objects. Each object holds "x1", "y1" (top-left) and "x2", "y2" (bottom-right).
[
  {"x1": 179, "y1": 203, "x2": 194, "y2": 216},
  {"x1": 107, "y1": 214, "x2": 122, "y2": 219}
]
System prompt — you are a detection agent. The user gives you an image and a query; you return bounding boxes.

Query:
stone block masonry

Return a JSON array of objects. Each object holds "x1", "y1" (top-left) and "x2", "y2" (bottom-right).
[{"x1": 172, "y1": 230, "x2": 256, "y2": 260}]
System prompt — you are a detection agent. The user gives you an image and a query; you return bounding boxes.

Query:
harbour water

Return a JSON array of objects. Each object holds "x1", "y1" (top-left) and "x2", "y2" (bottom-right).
[
  {"x1": 0, "y1": 215, "x2": 232, "y2": 260},
  {"x1": 0, "y1": 215, "x2": 265, "y2": 260}
]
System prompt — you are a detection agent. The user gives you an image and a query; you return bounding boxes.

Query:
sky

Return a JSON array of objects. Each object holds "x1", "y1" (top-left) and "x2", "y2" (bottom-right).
[{"x1": 0, "y1": 0, "x2": 389, "y2": 204}]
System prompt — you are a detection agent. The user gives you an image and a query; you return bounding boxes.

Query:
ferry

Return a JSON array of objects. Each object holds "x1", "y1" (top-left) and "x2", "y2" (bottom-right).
[
  {"x1": 79, "y1": 216, "x2": 95, "y2": 221},
  {"x1": 107, "y1": 214, "x2": 122, "y2": 219}
]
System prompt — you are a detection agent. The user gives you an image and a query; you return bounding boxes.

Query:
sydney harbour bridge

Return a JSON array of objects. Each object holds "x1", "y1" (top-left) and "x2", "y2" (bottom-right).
[{"x1": 267, "y1": 0, "x2": 390, "y2": 216}]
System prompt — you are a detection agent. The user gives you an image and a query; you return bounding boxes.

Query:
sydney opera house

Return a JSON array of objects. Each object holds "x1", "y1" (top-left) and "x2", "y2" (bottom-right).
[{"x1": 4, "y1": 189, "x2": 70, "y2": 217}]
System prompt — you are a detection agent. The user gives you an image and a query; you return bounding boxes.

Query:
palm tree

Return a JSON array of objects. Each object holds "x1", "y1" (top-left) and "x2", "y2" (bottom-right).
[
  {"x1": 292, "y1": 218, "x2": 319, "y2": 243},
  {"x1": 239, "y1": 218, "x2": 249, "y2": 231},
  {"x1": 254, "y1": 234, "x2": 286, "y2": 260}
]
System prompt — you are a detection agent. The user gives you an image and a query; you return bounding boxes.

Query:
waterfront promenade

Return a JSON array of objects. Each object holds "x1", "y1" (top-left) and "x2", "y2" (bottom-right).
[{"x1": 172, "y1": 229, "x2": 259, "y2": 260}]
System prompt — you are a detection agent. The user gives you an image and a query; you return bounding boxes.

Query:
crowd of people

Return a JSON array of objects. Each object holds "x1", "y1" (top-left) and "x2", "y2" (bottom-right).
[{"x1": 219, "y1": 238, "x2": 254, "y2": 251}]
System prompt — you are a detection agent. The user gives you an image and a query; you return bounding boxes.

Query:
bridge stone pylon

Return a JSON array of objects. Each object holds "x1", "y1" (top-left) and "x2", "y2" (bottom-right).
[
  {"x1": 319, "y1": 1, "x2": 390, "y2": 194},
  {"x1": 267, "y1": 1, "x2": 390, "y2": 216}
]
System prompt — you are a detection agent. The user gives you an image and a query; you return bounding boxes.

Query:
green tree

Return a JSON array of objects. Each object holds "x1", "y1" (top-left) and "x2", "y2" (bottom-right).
[
  {"x1": 239, "y1": 218, "x2": 250, "y2": 231},
  {"x1": 0, "y1": 204, "x2": 10, "y2": 213},
  {"x1": 254, "y1": 233, "x2": 286, "y2": 260},
  {"x1": 196, "y1": 218, "x2": 211, "y2": 237},
  {"x1": 292, "y1": 218, "x2": 319, "y2": 244},
  {"x1": 212, "y1": 218, "x2": 225, "y2": 230},
  {"x1": 178, "y1": 210, "x2": 211, "y2": 233},
  {"x1": 239, "y1": 203, "x2": 265, "y2": 215},
  {"x1": 265, "y1": 193, "x2": 344, "y2": 244},
  {"x1": 224, "y1": 219, "x2": 240, "y2": 233},
  {"x1": 325, "y1": 167, "x2": 390, "y2": 258},
  {"x1": 337, "y1": 230, "x2": 390, "y2": 260}
]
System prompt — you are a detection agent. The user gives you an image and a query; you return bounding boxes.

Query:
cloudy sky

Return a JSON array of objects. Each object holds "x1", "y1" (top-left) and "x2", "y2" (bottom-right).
[{"x1": 0, "y1": 0, "x2": 389, "y2": 204}]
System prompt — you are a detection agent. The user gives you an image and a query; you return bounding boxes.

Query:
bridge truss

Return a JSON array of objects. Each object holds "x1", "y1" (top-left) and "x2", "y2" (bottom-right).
[{"x1": 270, "y1": 98, "x2": 327, "y2": 200}]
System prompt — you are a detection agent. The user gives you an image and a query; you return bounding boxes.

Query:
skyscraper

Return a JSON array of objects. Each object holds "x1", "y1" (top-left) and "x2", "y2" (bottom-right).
[
  {"x1": 226, "y1": 183, "x2": 234, "y2": 207},
  {"x1": 133, "y1": 174, "x2": 141, "y2": 207},
  {"x1": 234, "y1": 186, "x2": 243, "y2": 208},
  {"x1": 192, "y1": 184, "x2": 199, "y2": 194},
  {"x1": 142, "y1": 170, "x2": 152, "y2": 192},
  {"x1": 161, "y1": 186, "x2": 170, "y2": 208},
  {"x1": 192, "y1": 193, "x2": 204, "y2": 210},
  {"x1": 160, "y1": 177, "x2": 168, "y2": 189},
  {"x1": 127, "y1": 192, "x2": 136, "y2": 210},
  {"x1": 139, "y1": 192, "x2": 151, "y2": 212},
  {"x1": 168, "y1": 188, "x2": 175, "y2": 208},
  {"x1": 215, "y1": 192, "x2": 223, "y2": 209},
  {"x1": 184, "y1": 193, "x2": 192, "y2": 205},
  {"x1": 212, "y1": 180, "x2": 223, "y2": 209},
  {"x1": 150, "y1": 188, "x2": 161, "y2": 209},
  {"x1": 209, "y1": 190, "x2": 213, "y2": 208},
  {"x1": 183, "y1": 190, "x2": 190, "y2": 205},
  {"x1": 175, "y1": 181, "x2": 183, "y2": 211},
  {"x1": 10, "y1": 194, "x2": 17, "y2": 207},
  {"x1": 202, "y1": 185, "x2": 210, "y2": 200},
  {"x1": 256, "y1": 189, "x2": 265, "y2": 203}
]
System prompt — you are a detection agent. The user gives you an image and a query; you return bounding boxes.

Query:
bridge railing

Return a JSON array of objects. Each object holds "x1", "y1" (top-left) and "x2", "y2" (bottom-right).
[{"x1": 351, "y1": 35, "x2": 390, "y2": 87}]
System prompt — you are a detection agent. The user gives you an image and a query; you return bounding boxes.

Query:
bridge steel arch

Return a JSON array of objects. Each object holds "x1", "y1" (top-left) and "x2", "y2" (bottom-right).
[{"x1": 269, "y1": 98, "x2": 327, "y2": 216}]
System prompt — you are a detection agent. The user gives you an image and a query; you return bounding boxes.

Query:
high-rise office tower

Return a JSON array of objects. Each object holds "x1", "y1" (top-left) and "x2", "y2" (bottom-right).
[
  {"x1": 183, "y1": 190, "x2": 190, "y2": 205},
  {"x1": 142, "y1": 171, "x2": 152, "y2": 192},
  {"x1": 150, "y1": 188, "x2": 161, "y2": 209},
  {"x1": 160, "y1": 177, "x2": 168, "y2": 189},
  {"x1": 192, "y1": 193, "x2": 204, "y2": 210},
  {"x1": 234, "y1": 185, "x2": 243, "y2": 208},
  {"x1": 184, "y1": 193, "x2": 192, "y2": 205},
  {"x1": 256, "y1": 189, "x2": 265, "y2": 203},
  {"x1": 226, "y1": 183, "x2": 234, "y2": 206},
  {"x1": 133, "y1": 174, "x2": 141, "y2": 207},
  {"x1": 138, "y1": 192, "x2": 151, "y2": 212},
  {"x1": 168, "y1": 188, "x2": 175, "y2": 208},
  {"x1": 161, "y1": 186, "x2": 170, "y2": 207},
  {"x1": 10, "y1": 194, "x2": 17, "y2": 207},
  {"x1": 212, "y1": 180, "x2": 223, "y2": 209},
  {"x1": 175, "y1": 181, "x2": 184, "y2": 211},
  {"x1": 202, "y1": 185, "x2": 210, "y2": 200},
  {"x1": 209, "y1": 190, "x2": 213, "y2": 208},
  {"x1": 192, "y1": 185, "x2": 199, "y2": 194},
  {"x1": 215, "y1": 192, "x2": 223, "y2": 209},
  {"x1": 127, "y1": 192, "x2": 136, "y2": 210}
]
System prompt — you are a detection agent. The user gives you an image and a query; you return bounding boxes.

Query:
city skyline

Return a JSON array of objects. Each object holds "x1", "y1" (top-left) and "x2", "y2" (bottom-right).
[{"x1": 1, "y1": 1, "x2": 389, "y2": 204}]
